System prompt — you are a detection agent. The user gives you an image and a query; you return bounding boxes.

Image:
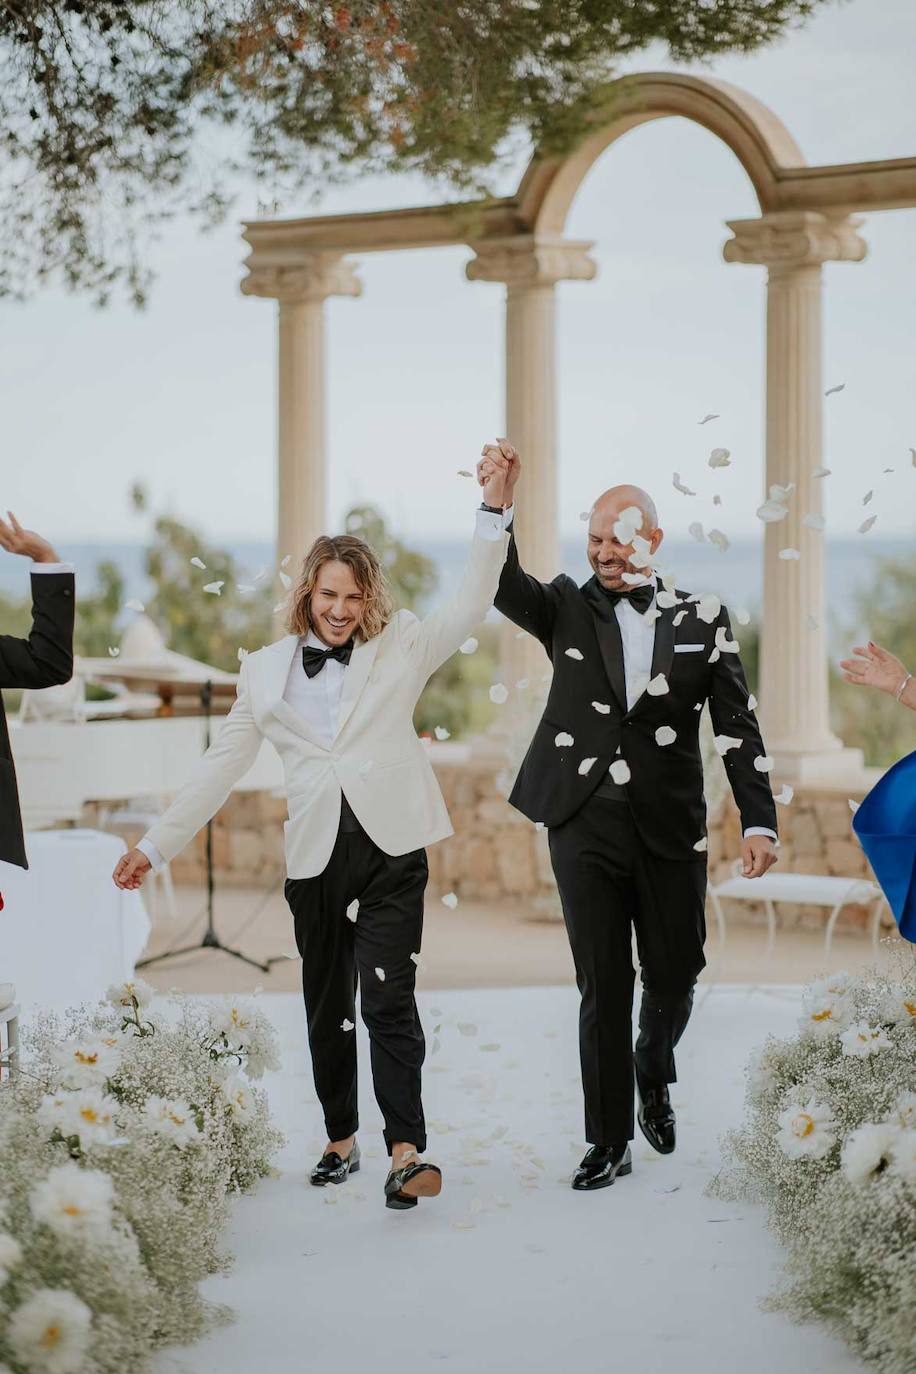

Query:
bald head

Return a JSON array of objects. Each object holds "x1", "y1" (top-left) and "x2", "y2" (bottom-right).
[
  {"x1": 592, "y1": 484, "x2": 658, "y2": 531},
  {"x1": 586, "y1": 483, "x2": 663, "y2": 594}
]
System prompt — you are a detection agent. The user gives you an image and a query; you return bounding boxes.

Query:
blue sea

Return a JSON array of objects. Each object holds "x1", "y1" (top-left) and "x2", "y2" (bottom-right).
[{"x1": 1, "y1": 535, "x2": 909, "y2": 651}]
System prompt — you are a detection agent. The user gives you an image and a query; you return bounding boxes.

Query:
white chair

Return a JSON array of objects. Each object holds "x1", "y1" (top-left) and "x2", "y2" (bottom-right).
[
  {"x1": 708, "y1": 863, "x2": 887, "y2": 954},
  {"x1": 0, "y1": 983, "x2": 20, "y2": 1081}
]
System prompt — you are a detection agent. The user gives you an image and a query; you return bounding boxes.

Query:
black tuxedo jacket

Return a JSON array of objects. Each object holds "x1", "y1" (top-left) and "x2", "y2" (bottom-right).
[
  {"x1": 1, "y1": 570, "x2": 75, "y2": 868},
  {"x1": 495, "y1": 524, "x2": 777, "y2": 861}
]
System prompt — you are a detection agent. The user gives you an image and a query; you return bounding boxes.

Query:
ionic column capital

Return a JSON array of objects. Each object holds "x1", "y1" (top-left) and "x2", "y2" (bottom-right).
[
  {"x1": 241, "y1": 253, "x2": 362, "y2": 303},
  {"x1": 466, "y1": 235, "x2": 597, "y2": 287},
  {"x1": 723, "y1": 211, "x2": 867, "y2": 272}
]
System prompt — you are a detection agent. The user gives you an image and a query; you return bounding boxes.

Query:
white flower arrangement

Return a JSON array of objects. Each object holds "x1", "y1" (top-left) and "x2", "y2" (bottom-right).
[
  {"x1": 711, "y1": 948, "x2": 916, "y2": 1374},
  {"x1": 0, "y1": 989, "x2": 284, "y2": 1371}
]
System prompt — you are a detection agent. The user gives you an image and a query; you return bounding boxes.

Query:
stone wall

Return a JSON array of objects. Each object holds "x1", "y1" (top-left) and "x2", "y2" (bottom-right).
[{"x1": 83, "y1": 739, "x2": 890, "y2": 937}]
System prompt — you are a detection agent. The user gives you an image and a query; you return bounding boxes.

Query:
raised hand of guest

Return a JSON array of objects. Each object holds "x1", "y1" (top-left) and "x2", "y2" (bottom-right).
[
  {"x1": 840, "y1": 640, "x2": 914, "y2": 711},
  {"x1": 0, "y1": 511, "x2": 61, "y2": 564}
]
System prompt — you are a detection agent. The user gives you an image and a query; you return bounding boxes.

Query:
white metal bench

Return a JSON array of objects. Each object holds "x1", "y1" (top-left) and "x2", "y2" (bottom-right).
[
  {"x1": 707, "y1": 866, "x2": 886, "y2": 954},
  {"x1": 0, "y1": 983, "x2": 20, "y2": 1081}
]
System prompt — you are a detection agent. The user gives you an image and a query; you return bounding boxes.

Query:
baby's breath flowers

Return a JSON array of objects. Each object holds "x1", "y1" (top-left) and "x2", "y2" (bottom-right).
[
  {"x1": 711, "y1": 953, "x2": 916, "y2": 1374},
  {"x1": 0, "y1": 989, "x2": 283, "y2": 1370}
]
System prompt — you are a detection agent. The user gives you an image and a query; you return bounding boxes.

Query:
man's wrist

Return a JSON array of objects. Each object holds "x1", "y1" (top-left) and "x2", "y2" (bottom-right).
[{"x1": 33, "y1": 551, "x2": 61, "y2": 564}]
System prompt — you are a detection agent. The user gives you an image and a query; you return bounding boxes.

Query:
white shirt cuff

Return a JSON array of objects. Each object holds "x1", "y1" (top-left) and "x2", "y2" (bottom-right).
[
  {"x1": 475, "y1": 507, "x2": 506, "y2": 541},
  {"x1": 502, "y1": 504, "x2": 514, "y2": 528},
  {"x1": 31, "y1": 562, "x2": 75, "y2": 575},
  {"x1": 136, "y1": 837, "x2": 166, "y2": 872},
  {"x1": 743, "y1": 827, "x2": 777, "y2": 841}
]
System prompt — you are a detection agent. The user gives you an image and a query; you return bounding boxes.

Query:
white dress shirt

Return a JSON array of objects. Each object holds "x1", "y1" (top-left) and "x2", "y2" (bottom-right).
[
  {"x1": 498, "y1": 504, "x2": 774, "y2": 842},
  {"x1": 137, "y1": 506, "x2": 506, "y2": 872}
]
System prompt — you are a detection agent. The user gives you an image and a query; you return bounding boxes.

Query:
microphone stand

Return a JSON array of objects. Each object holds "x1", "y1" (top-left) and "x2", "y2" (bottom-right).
[{"x1": 137, "y1": 679, "x2": 274, "y2": 973}]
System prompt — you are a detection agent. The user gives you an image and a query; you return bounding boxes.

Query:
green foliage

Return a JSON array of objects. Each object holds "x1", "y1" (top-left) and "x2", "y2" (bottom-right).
[
  {"x1": 0, "y1": 0, "x2": 833, "y2": 304},
  {"x1": 831, "y1": 554, "x2": 916, "y2": 768},
  {"x1": 343, "y1": 504, "x2": 437, "y2": 612},
  {"x1": 416, "y1": 622, "x2": 500, "y2": 739}
]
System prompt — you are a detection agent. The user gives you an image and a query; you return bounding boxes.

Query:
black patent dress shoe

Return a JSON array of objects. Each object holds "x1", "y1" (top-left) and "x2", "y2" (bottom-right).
[
  {"x1": 384, "y1": 1159, "x2": 442, "y2": 1210},
  {"x1": 571, "y1": 1143, "x2": 632, "y2": 1191},
  {"x1": 636, "y1": 1080, "x2": 677, "y2": 1154},
  {"x1": 309, "y1": 1140, "x2": 361, "y2": 1186}
]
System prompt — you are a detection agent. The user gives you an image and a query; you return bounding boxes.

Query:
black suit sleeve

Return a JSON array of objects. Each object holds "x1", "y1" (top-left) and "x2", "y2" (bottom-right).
[
  {"x1": 708, "y1": 605, "x2": 778, "y2": 836},
  {"x1": 493, "y1": 519, "x2": 566, "y2": 652},
  {"x1": 0, "y1": 570, "x2": 75, "y2": 690}
]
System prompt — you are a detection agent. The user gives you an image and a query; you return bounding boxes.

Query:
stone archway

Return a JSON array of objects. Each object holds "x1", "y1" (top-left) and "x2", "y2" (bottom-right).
[{"x1": 240, "y1": 70, "x2": 916, "y2": 783}]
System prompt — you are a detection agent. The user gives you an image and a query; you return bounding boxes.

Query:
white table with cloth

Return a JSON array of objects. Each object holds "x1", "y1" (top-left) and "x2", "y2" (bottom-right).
[{"x1": 0, "y1": 829, "x2": 150, "y2": 1014}]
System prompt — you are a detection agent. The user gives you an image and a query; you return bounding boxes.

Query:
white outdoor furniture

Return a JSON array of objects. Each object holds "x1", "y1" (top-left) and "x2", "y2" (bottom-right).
[
  {"x1": 707, "y1": 864, "x2": 886, "y2": 954},
  {"x1": 0, "y1": 830, "x2": 150, "y2": 1013},
  {"x1": 0, "y1": 982, "x2": 20, "y2": 1080}
]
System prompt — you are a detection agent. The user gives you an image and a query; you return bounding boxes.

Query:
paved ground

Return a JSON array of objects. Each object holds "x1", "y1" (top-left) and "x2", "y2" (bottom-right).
[
  {"x1": 137, "y1": 882, "x2": 898, "y2": 995},
  {"x1": 153, "y1": 985, "x2": 864, "y2": 1374}
]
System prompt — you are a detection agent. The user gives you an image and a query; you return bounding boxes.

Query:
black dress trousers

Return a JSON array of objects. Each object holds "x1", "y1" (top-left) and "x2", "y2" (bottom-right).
[
  {"x1": 284, "y1": 792, "x2": 429, "y2": 1155},
  {"x1": 548, "y1": 794, "x2": 707, "y2": 1146}
]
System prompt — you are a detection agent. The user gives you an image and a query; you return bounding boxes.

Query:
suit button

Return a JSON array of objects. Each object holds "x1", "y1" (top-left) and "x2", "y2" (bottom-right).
[{"x1": 63, "y1": 588, "x2": 72, "y2": 597}]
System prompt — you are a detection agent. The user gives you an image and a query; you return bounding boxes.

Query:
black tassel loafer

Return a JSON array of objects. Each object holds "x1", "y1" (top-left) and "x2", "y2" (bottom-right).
[
  {"x1": 571, "y1": 1143, "x2": 632, "y2": 1191},
  {"x1": 309, "y1": 1140, "x2": 361, "y2": 1186},
  {"x1": 636, "y1": 1079, "x2": 677, "y2": 1155},
  {"x1": 384, "y1": 1159, "x2": 442, "y2": 1210}
]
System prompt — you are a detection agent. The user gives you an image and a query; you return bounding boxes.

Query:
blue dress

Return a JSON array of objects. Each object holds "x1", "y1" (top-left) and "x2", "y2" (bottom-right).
[{"x1": 853, "y1": 749, "x2": 916, "y2": 943}]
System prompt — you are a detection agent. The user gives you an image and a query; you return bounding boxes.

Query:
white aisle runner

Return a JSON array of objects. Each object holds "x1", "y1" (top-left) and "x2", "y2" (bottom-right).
[{"x1": 154, "y1": 985, "x2": 865, "y2": 1374}]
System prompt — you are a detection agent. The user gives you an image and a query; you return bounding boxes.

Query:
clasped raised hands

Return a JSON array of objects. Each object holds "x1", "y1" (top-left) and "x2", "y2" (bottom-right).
[{"x1": 477, "y1": 439, "x2": 521, "y2": 509}]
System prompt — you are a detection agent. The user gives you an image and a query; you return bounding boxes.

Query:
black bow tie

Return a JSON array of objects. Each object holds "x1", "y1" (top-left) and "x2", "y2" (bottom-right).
[
  {"x1": 302, "y1": 640, "x2": 354, "y2": 678},
  {"x1": 594, "y1": 579, "x2": 656, "y2": 616}
]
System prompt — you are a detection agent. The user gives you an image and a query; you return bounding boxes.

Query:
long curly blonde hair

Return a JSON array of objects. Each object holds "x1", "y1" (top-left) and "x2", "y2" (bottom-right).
[{"x1": 285, "y1": 535, "x2": 394, "y2": 642}]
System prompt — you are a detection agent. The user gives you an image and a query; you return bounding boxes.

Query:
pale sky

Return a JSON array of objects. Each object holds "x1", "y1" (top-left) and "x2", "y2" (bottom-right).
[{"x1": 2, "y1": 0, "x2": 915, "y2": 547}]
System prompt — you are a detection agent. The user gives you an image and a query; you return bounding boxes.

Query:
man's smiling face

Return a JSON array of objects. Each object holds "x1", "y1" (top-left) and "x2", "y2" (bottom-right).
[{"x1": 586, "y1": 485, "x2": 664, "y2": 593}]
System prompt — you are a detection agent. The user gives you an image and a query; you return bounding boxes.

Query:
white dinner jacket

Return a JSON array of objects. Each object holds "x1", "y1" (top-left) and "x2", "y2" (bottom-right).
[{"x1": 141, "y1": 521, "x2": 510, "y2": 880}]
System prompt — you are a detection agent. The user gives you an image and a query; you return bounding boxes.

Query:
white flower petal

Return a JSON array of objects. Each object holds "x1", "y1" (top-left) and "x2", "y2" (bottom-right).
[
  {"x1": 489, "y1": 683, "x2": 509, "y2": 704},
  {"x1": 757, "y1": 500, "x2": 788, "y2": 523},
  {"x1": 812, "y1": 466, "x2": 831, "y2": 478},
  {"x1": 554, "y1": 732, "x2": 574, "y2": 748},
  {"x1": 735, "y1": 607, "x2": 751, "y2": 625},
  {"x1": 341, "y1": 1018, "x2": 354, "y2": 1032},
  {"x1": 714, "y1": 625, "x2": 739, "y2": 653},
  {"x1": 802, "y1": 513, "x2": 826, "y2": 531},
  {"x1": 714, "y1": 735, "x2": 742, "y2": 755},
  {"x1": 778, "y1": 548, "x2": 800, "y2": 561},
  {"x1": 457, "y1": 469, "x2": 473, "y2": 478},
  {"x1": 747, "y1": 693, "x2": 758, "y2": 710},
  {"x1": 345, "y1": 900, "x2": 359, "y2": 923},
  {"x1": 688, "y1": 521, "x2": 705, "y2": 543},
  {"x1": 459, "y1": 637, "x2": 478, "y2": 654},
  {"x1": 693, "y1": 836, "x2": 708, "y2": 852},
  {"x1": 578, "y1": 757, "x2": 598, "y2": 776},
  {"x1": 673, "y1": 609, "x2": 688, "y2": 626},
  {"x1": 434, "y1": 726, "x2": 450, "y2": 740},
  {"x1": 708, "y1": 447, "x2": 731, "y2": 469},
  {"x1": 754, "y1": 755, "x2": 774, "y2": 773},
  {"x1": 591, "y1": 701, "x2": 611, "y2": 714},
  {"x1": 672, "y1": 473, "x2": 696, "y2": 496},
  {"x1": 124, "y1": 598, "x2": 145, "y2": 613},
  {"x1": 695, "y1": 593, "x2": 721, "y2": 624},
  {"x1": 825, "y1": 382, "x2": 845, "y2": 396},
  {"x1": 646, "y1": 673, "x2": 670, "y2": 696},
  {"x1": 655, "y1": 725, "x2": 677, "y2": 747},
  {"x1": 565, "y1": 647, "x2": 584, "y2": 661},
  {"x1": 203, "y1": 580, "x2": 224, "y2": 594},
  {"x1": 774, "y1": 784, "x2": 794, "y2": 805},
  {"x1": 848, "y1": 798, "x2": 859, "y2": 814},
  {"x1": 698, "y1": 413, "x2": 719, "y2": 425},
  {"x1": 375, "y1": 967, "x2": 386, "y2": 982},
  {"x1": 108, "y1": 646, "x2": 120, "y2": 657},
  {"x1": 441, "y1": 891, "x2": 459, "y2": 909},
  {"x1": 190, "y1": 556, "x2": 207, "y2": 569},
  {"x1": 858, "y1": 515, "x2": 877, "y2": 534},
  {"x1": 608, "y1": 759, "x2": 631, "y2": 785},
  {"x1": 278, "y1": 569, "x2": 292, "y2": 589},
  {"x1": 708, "y1": 528, "x2": 730, "y2": 553}
]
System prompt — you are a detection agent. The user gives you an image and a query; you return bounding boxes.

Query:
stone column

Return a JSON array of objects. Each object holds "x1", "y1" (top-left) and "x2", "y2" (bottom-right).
[
  {"x1": 467, "y1": 237, "x2": 596, "y2": 689},
  {"x1": 241, "y1": 257, "x2": 361, "y2": 600},
  {"x1": 724, "y1": 211, "x2": 867, "y2": 784}
]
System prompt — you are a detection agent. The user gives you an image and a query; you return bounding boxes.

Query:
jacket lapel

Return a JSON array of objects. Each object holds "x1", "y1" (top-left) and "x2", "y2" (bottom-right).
[
  {"x1": 581, "y1": 578, "x2": 628, "y2": 713},
  {"x1": 261, "y1": 636, "x2": 328, "y2": 749},
  {"x1": 333, "y1": 631, "x2": 382, "y2": 741}
]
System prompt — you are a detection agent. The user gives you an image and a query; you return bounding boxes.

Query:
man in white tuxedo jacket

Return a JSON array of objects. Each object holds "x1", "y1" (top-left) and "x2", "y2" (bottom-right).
[{"x1": 114, "y1": 448, "x2": 515, "y2": 1211}]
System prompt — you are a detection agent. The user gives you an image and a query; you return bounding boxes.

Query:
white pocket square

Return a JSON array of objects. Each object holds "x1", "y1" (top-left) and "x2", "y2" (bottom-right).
[{"x1": 674, "y1": 643, "x2": 705, "y2": 653}]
